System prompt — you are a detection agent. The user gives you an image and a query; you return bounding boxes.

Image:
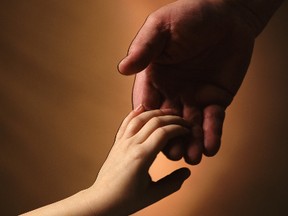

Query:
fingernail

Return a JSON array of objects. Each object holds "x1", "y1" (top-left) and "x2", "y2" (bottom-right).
[{"x1": 134, "y1": 104, "x2": 144, "y2": 112}]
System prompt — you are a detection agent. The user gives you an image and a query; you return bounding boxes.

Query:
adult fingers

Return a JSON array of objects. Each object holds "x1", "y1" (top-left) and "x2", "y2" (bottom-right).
[
  {"x1": 203, "y1": 105, "x2": 225, "y2": 156},
  {"x1": 162, "y1": 137, "x2": 185, "y2": 161},
  {"x1": 161, "y1": 99, "x2": 185, "y2": 161},
  {"x1": 132, "y1": 71, "x2": 163, "y2": 110},
  {"x1": 183, "y1": 106, "x2": 204, "y2": 165},
  {"x1": 118, "y1": 13, "x2": 169, "y2": 75}
]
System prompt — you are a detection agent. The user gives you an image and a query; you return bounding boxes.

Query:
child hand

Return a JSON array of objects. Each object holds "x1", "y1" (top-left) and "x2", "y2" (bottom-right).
[
  {"x1": 89, "y1": 106, "x2": 191, "y2": 215},
  {"x1": 21, "y1": 106, "x2": 191, "y2": 216}
]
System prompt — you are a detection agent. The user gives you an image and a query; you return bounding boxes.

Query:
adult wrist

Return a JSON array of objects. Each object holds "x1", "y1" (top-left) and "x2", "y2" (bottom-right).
[{"x1": 226, "y1": 0, "x2": 284, "y2": 36}]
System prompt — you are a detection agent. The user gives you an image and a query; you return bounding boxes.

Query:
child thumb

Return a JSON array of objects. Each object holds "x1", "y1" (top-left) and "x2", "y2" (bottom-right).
[{"x1": 143, "y1": 168, "x2": 191, "y2": 208}]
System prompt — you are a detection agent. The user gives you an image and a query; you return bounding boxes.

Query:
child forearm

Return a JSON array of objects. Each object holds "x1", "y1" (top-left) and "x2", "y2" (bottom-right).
[{"x1": 20, "y1": 189, "x2": 95, "y2": 216}]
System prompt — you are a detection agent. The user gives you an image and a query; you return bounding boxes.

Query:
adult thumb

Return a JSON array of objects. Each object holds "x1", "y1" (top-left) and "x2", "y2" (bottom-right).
[{"x1": 118, "y1": 15, "x2": 169, "y2": 75}]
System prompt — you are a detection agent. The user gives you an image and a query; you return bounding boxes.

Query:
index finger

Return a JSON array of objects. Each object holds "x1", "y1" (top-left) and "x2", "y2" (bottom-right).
[
  {"x1": 115, "y1": 105, "x2": 145, "y2": 141},
  {"x1": 143, "y1": 124, "x2": 190, "y2": 158}
]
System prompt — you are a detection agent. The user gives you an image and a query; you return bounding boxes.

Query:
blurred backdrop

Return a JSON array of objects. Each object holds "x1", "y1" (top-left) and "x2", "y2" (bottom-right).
[{"x1": 0, "y1": 1, "x2": 287, "y2": 215}]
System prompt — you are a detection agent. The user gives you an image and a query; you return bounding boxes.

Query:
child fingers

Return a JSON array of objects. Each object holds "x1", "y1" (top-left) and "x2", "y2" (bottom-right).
[
  {"x1": 143, "y1": 124, "x2": 190, "y2": 156},
  {"x1": 123, "y1": 109, "x2": 168, "y2": 138},
  {"x1": 115, "y1": 105, "x2": 145, "y2": 141},
  {"x1": 134, "y1": 115, "x2": 189, "y2": 143}
]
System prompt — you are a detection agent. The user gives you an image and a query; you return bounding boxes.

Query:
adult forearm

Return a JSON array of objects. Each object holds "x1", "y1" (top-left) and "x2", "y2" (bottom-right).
[{"x1": 229, "y1": 0, "x2": 284, "y2": 35}]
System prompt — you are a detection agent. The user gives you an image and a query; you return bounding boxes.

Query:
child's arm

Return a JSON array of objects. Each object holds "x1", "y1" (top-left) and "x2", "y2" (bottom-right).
[{"x1": 21, "y1": 106, "x2": 191, "y2": 216}]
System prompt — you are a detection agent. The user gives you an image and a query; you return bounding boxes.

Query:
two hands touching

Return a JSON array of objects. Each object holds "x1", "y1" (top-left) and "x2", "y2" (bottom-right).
[
  {"x1": 23, "y1": 108, "x2": 191, "y2": 216},
  {"x1": 91, "y1": 107, "x2": 190, "y2": 215},
  {"x1": 22, "y1": 0, "x2": 284, "y2": 215},
  {"x1": 118, "y1": 0, "x2": 282, "y2": 164}
]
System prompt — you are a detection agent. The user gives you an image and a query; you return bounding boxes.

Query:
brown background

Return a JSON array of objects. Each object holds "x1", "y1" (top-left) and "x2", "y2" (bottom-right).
[{"x1": 0, "y1": 1, "x2": 287, "y2": 215}]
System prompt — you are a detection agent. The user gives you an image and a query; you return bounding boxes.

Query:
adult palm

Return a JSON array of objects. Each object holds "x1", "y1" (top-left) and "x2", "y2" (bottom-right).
[{"x1": 119, "y1": 0, "x2": 255, "y2": 164}]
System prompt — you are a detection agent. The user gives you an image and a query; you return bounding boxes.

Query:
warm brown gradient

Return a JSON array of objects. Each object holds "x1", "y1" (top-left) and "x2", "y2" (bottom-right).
[{"x1": 0, "y1": 1, "x2": 287, "y2": 216}]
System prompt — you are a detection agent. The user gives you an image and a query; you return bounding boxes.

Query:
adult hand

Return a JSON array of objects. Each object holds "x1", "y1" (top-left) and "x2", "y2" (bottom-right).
[{"x1": 118, "y1": 0, "x2": 256, "y2": 164}]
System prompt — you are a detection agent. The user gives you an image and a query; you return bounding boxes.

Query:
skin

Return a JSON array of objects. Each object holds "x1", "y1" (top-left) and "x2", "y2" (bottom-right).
[
  {"x1": 22, "y1": 107, "x2": 191, "y2": 216},
  {"x1": 20, "y1": 0, "x2": 284, "y2": 214},
  {"x1": 118, "y1": 0, "x2": 283, "y2": 164}
]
